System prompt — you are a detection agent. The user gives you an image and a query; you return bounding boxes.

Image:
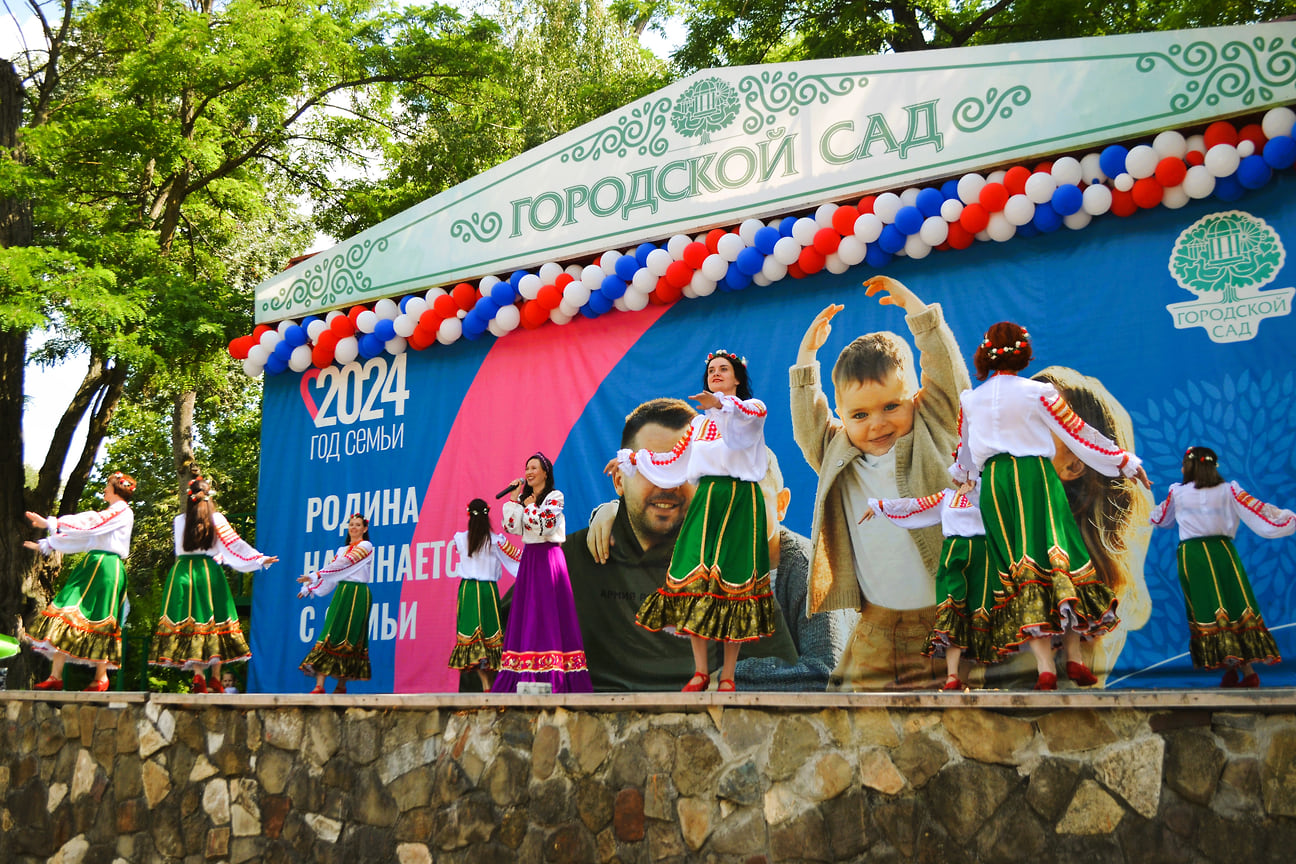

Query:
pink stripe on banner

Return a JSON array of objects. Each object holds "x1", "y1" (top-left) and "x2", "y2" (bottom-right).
[{"x1": 396, "y1": 306, "x2": 671, "y2": 692}]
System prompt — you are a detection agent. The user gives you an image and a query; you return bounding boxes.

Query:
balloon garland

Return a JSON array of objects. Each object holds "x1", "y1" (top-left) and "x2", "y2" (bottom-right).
[{"x1": 231, "y1": 107, "x2": 1296, "y2": 375}]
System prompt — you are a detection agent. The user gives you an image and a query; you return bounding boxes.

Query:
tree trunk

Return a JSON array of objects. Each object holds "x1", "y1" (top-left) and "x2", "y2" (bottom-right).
[
  {"x1": 173, "y1": 389, "x2": 197, "y2": 502},
  {"x1": 59, "y1": 361, "x2": 128, "y2": 516}
]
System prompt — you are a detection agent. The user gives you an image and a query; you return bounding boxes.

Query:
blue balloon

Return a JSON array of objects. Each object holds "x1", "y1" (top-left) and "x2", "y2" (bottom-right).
[
  {"x1": 272, "y1": 339, "x2": 293, "y2": 359},
  {"x1": 940, "y1": 179, "x2": 962, "y2": 200},
  {"x1": 1099, "y1": 145, "x2": 1129, "y2": 180},
  {"x1": 579, "y1": 303, "x2": 600, "y2": 320},
  {"x1": 508, "y1": 270, "x2": 527, "y2": 289},
  {"x1": 283, "y1": 325, "x2": 308, "y2": 348},
  {"x1": 614, "y1": 255, "x2": 638, "y2": 282},
  {"x1": 1051, "y1": 184, "x2": 1084, "y2": 216},
  {"x1": 301, "y1": 315, "x2": 322, "y2": 331},
  {"x1": 1237, "y1": 154, "x2": 1272, "y2": 189},
  {"x1": 724, "y1": 268, "x2": 751, "y2": 291},
  {"x1": 916, "y1": 188, "x2": 945, "y2": 218},
  {"x1": 1031, "y1": 201, "x2": 1063, "y2": 233},
  {"x1": 864, "y1": 244, "x2": 892, "y2": 269},
  {"x1": 1213, "y1": 174, "x2": 1245, "y2": 201},
  {"x1": 399, "y1": 295, "x2": 415, "y2": 312},
  {"x1": 1263, "y1": 135, "x2": 1296, "y2": 170},
  {"x1": 491, "y1": 281, "x2": 516, "y2": 306},
  {"x1": 475, "y1": 296, "x2": 500, "y2": 318},
  {"x1": 877, "y1": 223, "x2": 907, "y2": 254},
  {"x1": 373, "y1": 319, "x2": 397, "y2": 342},
  {"x1": 358, "y1": 333, "x2": 385, "y2": 358},
  {"x1": 893, "y1": 206, "x2": 924, "y2": 236},
  {"x1": 1015, "y1": 221, "x2": 1040, "y2": 239},
  {"x1": 600, "y1": 274, "x2": 627, "y2": 300},
  {"x1": 265, "y1": 354, "x2": 289, "y2": 374},
  {"x1": 735, "y1": 247, "x2": 765, "y2": 276},
  {"x1": 754, "y1": 226, "x2": 781, "y2": 256},
  {"x1": 635, "y1": 243, "x2": 657, "y2": 266},
  {"x1": 779, "y1": 216, "x2": 798, "y2": 237},
  {"x1": 588, "y1": 291, "x2": 615, "y2": 314}
]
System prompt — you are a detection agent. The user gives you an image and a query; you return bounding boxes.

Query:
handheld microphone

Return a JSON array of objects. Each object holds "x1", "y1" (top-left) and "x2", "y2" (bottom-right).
[{"x1": 495, "y1": 479, "x2": 522, "y2": 500}]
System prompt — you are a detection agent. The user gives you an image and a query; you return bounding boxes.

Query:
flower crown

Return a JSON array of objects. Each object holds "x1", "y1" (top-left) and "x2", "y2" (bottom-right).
[
  {"x1": 187, "y1": 475, "x2": 209, "y2": 502},
  {"x1": 467, "y1": 502, "x2": 490, "y2": 516},
  {"x1": 111, "y1": 472, "x2": 137, "y2": 492},
  {"x1": 707, "y1": 349, "x2": 747, "y2": 368},
  {"x1": 1185, "y1": 447, "x2": 1217, "y2": 464},
  {"x1": 980, "y1": 328, "x2": 1030, "y2": 359}
]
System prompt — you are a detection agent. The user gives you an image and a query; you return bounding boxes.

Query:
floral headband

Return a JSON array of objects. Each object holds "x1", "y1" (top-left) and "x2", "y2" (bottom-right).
[
  {"x1": 187, "y1": 474, "x2": 209, "y2": 502},
  {"x1": 111, "y1": 472, "x2": 137, "y2": 492},
  {"x1": 980, "y1": 328, "x2": 1030, "y2": 359},
  {"x1": 707, "y1": 349, "x2": 747, "y2": 368},
  {"x1": 467, "y1": 501, "x2": 490, "y2": 516},
  {"x1": 1185, "y1": 447, "x2": 1217, "y2": 464},
  {"x1": 528, "y1": 452, "x2": 553, "y2": 477}
]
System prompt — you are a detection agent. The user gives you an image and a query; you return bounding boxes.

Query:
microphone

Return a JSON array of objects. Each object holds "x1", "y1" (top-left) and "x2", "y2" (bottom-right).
[{"x1": 496, "y1": 479, "x2": 522, "y2": 500}]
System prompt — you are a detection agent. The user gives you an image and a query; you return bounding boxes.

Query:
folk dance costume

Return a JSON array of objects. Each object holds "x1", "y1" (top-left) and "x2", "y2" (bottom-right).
[
  {"x1": 299, "y1": 541, "x2": 374, "y2": 681},
  {"x1": 491, "y1": 491, "x2": 593, "y2": 693},
  {"x1": 621, "y1": 393, "x2": 779, "y2": 643},
  {"x1": 953, "y1": 375, "x2": 1142, "y2": 655},
  {"x1": 26, "y1": 501, "x2": 134, "y2": 668},
  {"x1": 448, "y1": 530, "x2": 521, "y2": 672},
  {"x1": 867, "y1": 481, "x2": 996, "y2": 664},
  {"x1": 150, "y1": 513, "x2": 272, "y2": 670},
  {"x1": 1150, "y1": 481, "x2": 1292, "y2": 671}
]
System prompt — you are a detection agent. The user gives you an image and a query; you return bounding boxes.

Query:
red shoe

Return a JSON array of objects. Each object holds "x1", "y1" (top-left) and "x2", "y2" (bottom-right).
[
  {"x1": 681, "y1": 672, "x2": 710, "y2": 692},
  {"x1": 192, "y1": 673, "x2": 208, "y2": 693},
  {"x1": 1034, "y1": 672, "x2": 1058, "y2": 691},
  {"x1": 208, "y1": 677, "x2": 222, "y2": 693},
  {"x1": 717, "y1": 679, "x2": 736, "y2": 692},
  {"x1": 1066, "y1": 661, "x2": 1098, "y2": 687},
  {"x1": 83, "y1": 678, "x2": 110, "y2": 692},
  {"x1": 309, "y1": 685, "x2": 326, "y2": 694},
  {"x1": 1220, "y1": 667, "x2": 1241, "y2": 688},
  {"x1": 33, "y1": 677, "x2": 63, "y2": 691},
  {"x1": 334, "y1": 681, "x2": 347, "y2": 694},
  {"x1": 942, "y1": 675, "x2": 964, "y2": 692},
  {"x1": 1239, "y1": 672, "x2": 1260, "y2": 688}
]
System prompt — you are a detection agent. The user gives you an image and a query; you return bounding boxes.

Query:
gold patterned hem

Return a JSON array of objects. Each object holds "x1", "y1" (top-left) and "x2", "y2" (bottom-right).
[
  {"x1": 300, "y1": 639, "x2": 371, "y2": 681},
  {"x1": 25, "y1": 607, "x2": 122, "y2": 668},
  {"x1": 1188, "y1": 609, "x2": 1281, "y2": 670},
  {"x1": 992, "y1": 578, "x2": 1119, "y2": 656},
  {"x1": 449, "y1": 641, "x2": 502, "y2": 671},
  {"x1": 637, "y1": 566, "x2": 778, "y2": 642},
  {"x1": 149, "y1": 617, "x2": 251, "y2": 670}
]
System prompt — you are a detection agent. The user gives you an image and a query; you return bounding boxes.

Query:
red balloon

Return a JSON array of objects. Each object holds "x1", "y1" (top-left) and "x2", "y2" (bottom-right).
[
  {"x1": 786, "y1": 262, "x2": 806, "y2": 280},
  {"x1": 316, "y1": 330, "x2": 339, "y2": 351},
  {"x1": 419, "y1": 309, "x2": 445, "y2": 333},
  {"x1": 1131, "y1": 177, "x2": 1163, "y2": 209},
  {"x1": 798, "y1": 246, "x2": 826, "y2": 275},
  {"x1": 1239, "y1": 123, "x2": 1267, "y2": 151},
  {"x1": 408, "y1": 330, "x2": 432, "y2": 351},
  {"x1": 946, "y1": 221, "x2": 975, "y2": 250},
  {"x1": 432, "y1": 294, "x2": 458, "y2": 319},
  {"x1": 1110, "y1": 187, "x2": 1138, "y2": 217},
  {"x1": 1003, "y1": 166, "x2": 1032, "y2": 196},
  {"x1": 683, "y1": 241, "x2": 709, "y2": 270},
  {"x1": 252, "y1": 324, "x2": 272, "y2": 340},
  {"x1": 227, "y1": 335, "x2": 249, "y2": 359},
  {"x1": 1184, "y1": 150, "x2": 1205, "y2": 167},
  {"x1": 1203, "y1": 120, "x2": 1238, "y2": 150},
  {"x1": 812, "y1": 227, "x2": 841, "y2": 256},
  {"x1": 451, "y1": 283, "x2": 477, "y2": 311},
  {"x1": 311, "y1": 343, "x2": 334, "y2": 369},
  {"x1": 655, "y1": 276, "x2": 682, "y2": 304},
  {"x1": 521, "y1": 300, "x2": 548, "y2": 329},
  {"x1": 554, "y1": 273, "x2": 574, "y2": 289},
  {"x1": 348, "y1": 305, "x2": 366, "y2": 325},
  {"x1": 665, "y1": 260, "x2": 693, "y2": 289},
  {"x1": 330, "y1": 315, "x2": 355, "y2": 338},
  {"x1": 705, "y1": 229, "x2": 727, "y2": 254},
  {"x1": 1034, "y1": 160, "x2": 1054, "y2": 175},
  {"x1": 831, "y1": 205, "x2": 859, "y2": 235},
  {"x1": 856, "y1": 195, "x2": 876, "y2": 214},
  {"x1": 537, "y1": 284, "x2": 563, "y2": 310},
  {"x1": 1154, "y1": 157, "x2": 1187, "y2": 188},
  {"x1": 959, "y1": 202, "x2": 990, "y2": 234},
  {"x1": 978, "y1": 182, "x2": 1009, "y2": 213}
]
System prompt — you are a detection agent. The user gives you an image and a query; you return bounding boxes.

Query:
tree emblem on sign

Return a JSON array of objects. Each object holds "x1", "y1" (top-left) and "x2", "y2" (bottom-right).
[
  {"x1": 671, "y1": 77, "x2": 740, "y2": 145},
  {"x1": 1169, "y1": 211, "x2": 1285, "y2": 303}
]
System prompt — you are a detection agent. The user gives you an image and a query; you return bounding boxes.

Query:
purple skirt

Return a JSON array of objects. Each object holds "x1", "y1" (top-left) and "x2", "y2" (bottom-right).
[{"x1": 492, "y1": 542, "x2": 592, "y2": 693}]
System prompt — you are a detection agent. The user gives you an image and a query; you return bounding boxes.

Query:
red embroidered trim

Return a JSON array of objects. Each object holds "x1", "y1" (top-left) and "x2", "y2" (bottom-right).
[
  {"x1": 1232, "y1": 486, "x2": 1295, "y2": 528},
  {"x1": 215, "y1": 518, "x2": 259, "y2": 562},
  {"x1": 1150, "y1": 488, "x2": 1174, "y2": 525},
  {"x1": 498, "y1": 649, "x2": 589, "y2": 673},
  {"x1": 1041, "y1": 394, "x2": 1122, "y2": 456},
  {"x1": 725, "y1": 395, "x2": 767, "y2": 417},
  {"x1": 883, "y1": 492, "x2": 944, "y2": 519},
  {"x1": 57, "y1": 502, "x2": 128, "y2": 534}
]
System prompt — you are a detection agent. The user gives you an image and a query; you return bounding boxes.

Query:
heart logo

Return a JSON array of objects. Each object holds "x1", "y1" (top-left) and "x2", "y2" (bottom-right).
[{"x1": 300, "y1": 368, "x2": 321, "y2": 420}]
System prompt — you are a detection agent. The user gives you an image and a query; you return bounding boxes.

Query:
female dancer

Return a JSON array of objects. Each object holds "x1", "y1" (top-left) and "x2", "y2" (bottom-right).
[
  {"x1": 1150, "y1": 446, "x2": 1292, "y2": 687},
  {"x1": 449, "y1": 498, "x2": 520, "y2": 690},
  {"x1": 952, "y1": 323, "x2": 1150, "y2": 690},
  {"x1": 23, "y1": 472, "x2": 137, "y2": 691},
  {"x1": 492, "y1": 453, "x2": 592, "y2": 693},
  {"x1": 614, "y1": 350, "x2": 778, "y2": 692},
  {"x1": 150, "y1": 475, "x2": 277, "y2": 692},
  {"x1": 298, "y1": 513, "x2": 373, "y2": 693}
]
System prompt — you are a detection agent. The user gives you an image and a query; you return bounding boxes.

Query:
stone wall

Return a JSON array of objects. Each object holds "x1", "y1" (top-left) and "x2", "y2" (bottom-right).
[{"x1": 1, "y1": 691, "x2": 1294, "y2": 863}]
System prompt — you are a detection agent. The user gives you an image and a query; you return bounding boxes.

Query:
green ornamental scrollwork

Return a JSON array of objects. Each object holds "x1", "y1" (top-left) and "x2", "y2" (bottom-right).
[
  {"x1": 1136, "y1": 37, "x2": 1296, "y2": 111},
  {"x1": 739, "y1": 71, "x2": 868, "y2": 135},
  {"x1": 261, "y1": 237, "x2": 390, "y2": 315},
  {"x1": 560, "y1": 96, "x2": 674, "y2": 163},
  {"x1": 671, "y1": 78, "x2": 741, "y2": 145},
  {"x1": 952, "y1": 86, "x2": 1031, "y2": 133},
  {"x1": 449, "y1": 211, "x2": 503, "y2": 245}
]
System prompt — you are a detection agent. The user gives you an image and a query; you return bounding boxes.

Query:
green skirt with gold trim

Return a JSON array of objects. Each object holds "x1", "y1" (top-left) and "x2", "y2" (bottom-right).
[
  {"x1": 149, "y1": 554, "x2": 250, "y2": 670},
  {"x1": 636, "y1": 475, "x2": 777, "y2": 643},
  {"x1": 1177, "y1": 536, "x2": 1281, "y2": 670},
  {"x1": 980, "y1": 454, "x2": 1120, "y2": 655},
  {"x1": 26, "y1": 550, "x2": 127, "y2": 668},
  {"x1": 300, "y1": 581, "x2": 372, "y2": 681},
  {"x1": 924, "y1": 534, "x2": 998, "y2": 663},
  {"x1": 448, "y1": 578, "x2": 503, "y2": 670}
]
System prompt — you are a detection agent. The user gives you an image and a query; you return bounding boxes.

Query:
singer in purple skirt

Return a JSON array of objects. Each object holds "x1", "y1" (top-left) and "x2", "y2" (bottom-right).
[{"x1": 492, "y1": 453, "x2": 593, "y2": 693}]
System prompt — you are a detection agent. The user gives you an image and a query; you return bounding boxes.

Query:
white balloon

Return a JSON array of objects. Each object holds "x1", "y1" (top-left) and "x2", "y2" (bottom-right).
[
  {"x1": 872, "y1": 193, "x2": 902, "y2": 223},
  {"x1": 1237, "y1": 140, "x2": 1256, "y2": 159},
  {"x1": 956, "y1": 173, "x2": 986, "y2": 205},
  {"x1": 334, "y1": 336, "x2": 359, "y2": 365},
  {"x1": 242, "y1": 357, "x2": 264, "y2": 378},
  {"x1": 580, "y1": 264, "x2": 606, "y2": 289},
  {"x1": 423, "y1": 287, "x2": 446, "y2": 304},
  {"x1": 836, "y1": 235, "x2": 867, "y2": 266},
  {"x1": 549, "y1": 308, "x2": 575, "y2": 326},
  {"x1": 1080, "y1": 152, "x2": 1106, "y2": 185},
  {"x1": 436, "y1": 318, "x2": 462, "y2": 345},
  {"x1": 1113, "y1": 173, "x2": 1135, "y2": 192},
  {"x1": 1152, "y1": 130, "x2": 1188, "y2": 159},
  {"x1": 853, "y1": 213, "x2": 883, "y2": 243},
  {"x1": 813, "y1": 204, "x2": 838, "y2": 228},
  {"x1": 986, "y1": 212, "x2": 1016, "y2": 242},
  {"x1": 325, "y1": 310, "x2": 344, "y2": 322},
  {"x1": 1263, "y1": 106, "x2": 1296, "y2": 139},
  {"x1": 564, "y1": 264, "x2": 584, "y2": 278},
  {"x1": 538, "y1": 262, "x2": 564, "y2": 283},
  {"x1": 985, "y1": 169, "x2": 1006, "y2": 185},
  {"x1": 518, "y1": 274, "x2": 542, "y2": 300},
  {"x1": 701, "y1": 253, "x2": 729, "y2": 281},
  {"x1": 374, "y1": 298, "x2": 399, "y2": 320},
  {"x1": 393, "y1": 314, "x2": 417, "y2": 338},
  {"x1": 403, "y1": 297, "x2": 428, "y2": 318},
  {"x1": 772, "y1": 236, "x2": 802, "y2": 266},
  {"x1": 487, "y1": 318, "x2": 508, "y2": 338},
  {"x1": 903, "y1": 234, "x2": 932, "y2": 259},
  {"x1": 385, "y1": 336, "x2": 407, "y2": 355},
  {"x1": 752, "y1": 273, "x2": 772, "y2": 287},
  {"x1": 826, "y1": 252, "x2": 850, "y2": 273},
  {"x1": 563, "y1": 281, "x2": 591, "y2": 306},
  {"x1": 259, "y1": 330, "x2": 280, "y2": 350},
  {"x1": 631, "y1": 267, "x2": 657, "y2": 293},
  {"x1": 739, "y1": 218, "x2": 765, "y2": 242},
  {"x1": 716, "y1": 233, "x2": 746, "y2": 262},
  {"x1": 479, "y1": 275, "x2": 500, "y2": 293},
  {"x1": 1185, "y1": 134, "x2": 1206, "y2": 156},
  {"x1": 1204, "y1": 144, "x2": 1240, "y2": 178},
  {"x1": 306, "y1": 319, "x2": 328, "y2": 341},
  {"x1": 682, "y1": 282, "x2": 697, "y2": 299},
  {"x1": 599, "y1": 250, "x2": 622, "y2": 272},
  {"x1": 247, "y1": 344, "x2": 269, "y2": 366},
  {"x1": 919, "y1": 215, "x2": 949, "y2": 246},
  {"x1": 1023, "y1": 171, "x2": 1057, "y2": 204},
  {"x1": 355, "y1": 310, "x2": 377, "y2": 333},
  {"x1": 623, "y1": 289, "x2": 650, "y2": 311},
  {"x1": 613, "y1": 296, "x2": 630, "y2": 313},
  {"x1": 558, "y1": 298, "x2": 581, "y2": 317},
  {"x1": 694, "y1": 233, "x2": 708, "y2": 245},
  {"x1": 1063, "y1": 210, "x2": 1092, "y2": 230},
  {"x1": 939, "y1": 198, "x2": 964, "y2": 222},
  {"x1": 646, "y1": 248, "x2": 673, "y2": 276},
  {"x1": 1161, "y1": 184, "x2": 1189, "y2": 210},
  {"x1": 692, "y1": 276, "x2": 717, "y2": 297},
  {"x1": 1125, "y1": 145, "x2": 1158, "y2": 179},
  {"x1": 1183, "y1": 164, "x2": 1216, "y2": 199},
  {"x1": 975, "y1": 230, "x2": 991, "y2": 242},
  {"x1": 1050, "y1": 156, "x2": 1083, "y2": 187},
  {"x1": 761, "y1": 257, "x2": 789, "y2": 281},
  {"x1": 666, "y1": 234, "x2": 692, "y2": 258},
  {"x1": 1082, "y1": 183, "x2": 1113, "y2": 216},
  {"x1": 495, "y1": 304, "x2": 521, "y2": 331},
  {"x1": 1003, "y1": 194, "x2": 1035, "y2": 226},
  {"x1": 791, "y1": 217, "x2": 818, "y2": 245},
  {"x1": 277, "y1": 320, "x2": 294, "y2": 336},
  {"x1": 899, "y1": 187, "x2": 921, "y2": 206}
]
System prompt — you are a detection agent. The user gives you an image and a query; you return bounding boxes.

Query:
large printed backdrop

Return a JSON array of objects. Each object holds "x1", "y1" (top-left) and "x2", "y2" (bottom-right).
[{"x1": 250, "y1": 177, "x2": 1296, "y2": 693}]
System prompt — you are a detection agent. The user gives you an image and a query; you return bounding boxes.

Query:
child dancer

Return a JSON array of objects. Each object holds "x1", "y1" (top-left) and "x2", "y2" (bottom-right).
[
  {"x1": 298, "y1": 513, "x2": 373, "y2": 694},
  {"x1": 449, "y1": 498, "x2": 521, "y2": 691},
  {"x1": 952, "y1": 322, "x2": 1150, "y2": 690},
  {"x1": 150, "y1": 475, "x2": 277, "y2": 692},
  {"x1": 1150, "y1": 446, "x2": 1292, "y2": 687},
  {"x1": 861, "y1": 478, "x2": 993, "y2": 690}
]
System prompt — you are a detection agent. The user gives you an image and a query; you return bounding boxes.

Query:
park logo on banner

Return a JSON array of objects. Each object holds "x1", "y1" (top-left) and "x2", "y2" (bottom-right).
[{"x1": 1165, "y1": 210, "x2": 1294, "y2": 343}]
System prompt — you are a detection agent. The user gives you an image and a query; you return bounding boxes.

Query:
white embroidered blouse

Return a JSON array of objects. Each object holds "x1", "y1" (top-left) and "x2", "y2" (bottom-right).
[
  {"x1": 868, "y1": 481, "x2": 985, "y2": 539},
  {"x1": 616, "y1": 393, "x2": 768, "y2": 486},
  {"x1": 952, "y1": 374, "x2": 1141, "y2": 483},
  {"x1": 453, "y1": 530, "x2": 522, "y2": 581},
  {"x1": 502, "y1": 491, "x2": 566, "y2": 544},
  {"x1": 300, "y1": 540, "x2": 374, "y2": 598},
  {"x1": 173, "y1": 512, "x2": 272, "y2": 572},
  {"x1": 37, "y1": 500, "x2": 134, "y2": 558},
  {"x1": 1150, "y1": 481, "x2": 1296, "y2": 542}
]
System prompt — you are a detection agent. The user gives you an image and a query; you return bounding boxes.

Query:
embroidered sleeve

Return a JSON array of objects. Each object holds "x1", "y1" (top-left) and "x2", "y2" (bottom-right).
[
  {"x1": 621, "y1": 422, "x2": 694, "y2": 489},
  {"x1": 51, "y1": 502, "x2": 128, "y2": 537},
  {"x1": 1038, "y1": 388, "x2": 1141, "y2": 478},
  {"x1": 869, "y1": 491, "x2": 947, "y2": 530},
  {"x1": 1148, "y1": 487, "x2": 1177, "y2": 528},
  {"x1": 302, "y1": 541, "x2": 374, "y2": 598},
  {"x1": 492, "y1": 533, "x2": 522, "y2": 577},
  {"x1": 212, "y1": 512, "x2": 269, "y2": 572},
  {"x1": 523, "y1": 491, "x2": 565, "y2": 540},
  {"x1": 712, "y1": 394, "x2": 768, "y2": 451},
  {"x1": 1229, "y1": 481, "x2": 1296, "y2": 539}
]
